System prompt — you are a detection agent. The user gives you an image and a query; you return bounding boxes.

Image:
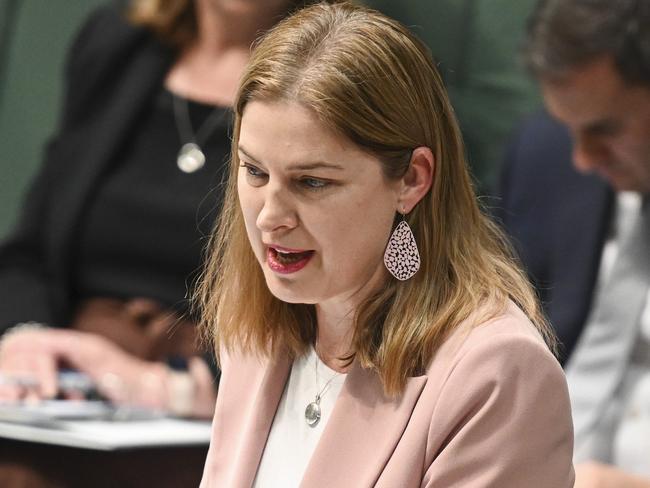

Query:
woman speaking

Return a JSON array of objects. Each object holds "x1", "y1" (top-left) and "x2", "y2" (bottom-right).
[{"x1": 197, "y1": 2, "x2": 574, "y2": 486}]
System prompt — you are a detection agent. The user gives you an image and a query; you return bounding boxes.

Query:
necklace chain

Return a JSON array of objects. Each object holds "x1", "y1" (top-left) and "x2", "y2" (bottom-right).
[
  {"x1": 304, "y1": 348, "x2": 343, "y2": 427},
  {"x1": 313, "y1": 352, "x2": 341, "y2": 402},
  {"x1": 171, "y1": 93, "x2": 226, "y2": 146},
  {"x1": 171, "y1": 93, "x2": 227, "y2": 173}
]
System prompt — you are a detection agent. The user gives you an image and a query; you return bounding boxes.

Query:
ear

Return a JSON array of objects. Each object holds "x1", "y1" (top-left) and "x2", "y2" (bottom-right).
[{"x1": 398, "y1": 146, "x2": 434, "y2": 213}]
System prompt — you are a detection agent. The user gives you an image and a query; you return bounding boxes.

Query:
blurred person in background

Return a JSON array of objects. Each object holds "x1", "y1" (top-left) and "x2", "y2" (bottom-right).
[
  {"x1": 0, "y1": 0, "x2": 316, "y2": 486},
  {"x1": 0, "y1": 3, "x2": 315, "y2": 486},
  {"x1": 499, "y1": 0, "x2": 650, "y2": 486}
]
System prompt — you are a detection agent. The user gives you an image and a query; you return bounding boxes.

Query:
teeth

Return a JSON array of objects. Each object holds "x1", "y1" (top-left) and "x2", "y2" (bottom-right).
[{"x1": 273, "y1": 248, "x2": 307, "y2": 264}]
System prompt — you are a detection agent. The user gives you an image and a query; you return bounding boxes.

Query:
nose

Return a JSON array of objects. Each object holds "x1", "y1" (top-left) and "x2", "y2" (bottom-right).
[
  {"x1": 572, "y1": 133, "x2": 609, "y2": 173},
  {"x1": 256, "y1": 185, "x2": 297, "y2": 233}
]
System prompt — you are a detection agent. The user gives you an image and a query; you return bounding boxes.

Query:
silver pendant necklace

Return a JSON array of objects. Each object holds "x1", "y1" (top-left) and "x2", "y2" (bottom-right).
[
  {"x1": 171, "y1": 93, "x2": 226, "y2": 173},
  {"x1": 304, "y1": 350, "x2": 342, "y2": 427}
]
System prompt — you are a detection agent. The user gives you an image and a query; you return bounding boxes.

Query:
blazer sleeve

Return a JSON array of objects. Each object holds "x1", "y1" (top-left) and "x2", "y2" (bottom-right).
[
  {"x1": 422, "y1": 331, "x2": 575, "y2": 488},
  {"x1": 0, "y1": 5, "x2": 120, "y2": 331}
]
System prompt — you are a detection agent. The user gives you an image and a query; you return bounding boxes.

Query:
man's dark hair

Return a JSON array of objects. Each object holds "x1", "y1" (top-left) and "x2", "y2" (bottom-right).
[{"x1": 524, "y1": 0, "x2": 650, "y2": 85}]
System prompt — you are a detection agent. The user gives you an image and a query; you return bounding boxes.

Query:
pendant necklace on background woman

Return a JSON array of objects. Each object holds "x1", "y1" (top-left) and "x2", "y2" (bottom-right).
[{"x1": 172, "y1": 93, "x2": 227, "y2": 173}]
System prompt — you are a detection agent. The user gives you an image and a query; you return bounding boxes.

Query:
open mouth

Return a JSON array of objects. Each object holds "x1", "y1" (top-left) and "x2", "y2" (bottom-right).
[{"x1": 267, "y1": 247, "x2": 314, "y2": 274}]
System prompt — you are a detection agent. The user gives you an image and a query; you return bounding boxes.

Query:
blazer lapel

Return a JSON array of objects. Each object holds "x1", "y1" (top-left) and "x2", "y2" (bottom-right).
[
  {"x1": 230, "y1": 353, "x2": 291, "y2": 487},
  {"x1": 301, "y1": 363, "x2": 428, "y2": 487},
  {"x1": 548, "y1": 172, "x2": 612, "y2": 362}
]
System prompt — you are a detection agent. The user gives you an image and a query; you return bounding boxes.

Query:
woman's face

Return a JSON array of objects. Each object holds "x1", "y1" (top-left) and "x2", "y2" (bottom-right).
[{"x1": 237, "y1": 100, "x2": 402, "y2": 307}]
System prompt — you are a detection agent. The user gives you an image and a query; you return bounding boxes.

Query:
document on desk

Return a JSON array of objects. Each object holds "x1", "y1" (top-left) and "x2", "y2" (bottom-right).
[{"x1": 0, "y1": 401, "x2": 212, "y2": 450}]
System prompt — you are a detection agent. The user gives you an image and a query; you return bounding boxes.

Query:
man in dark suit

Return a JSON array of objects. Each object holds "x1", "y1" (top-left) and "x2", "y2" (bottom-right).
[{"x1": 499, "y1": 0, "x2": 650, "y2": 486}]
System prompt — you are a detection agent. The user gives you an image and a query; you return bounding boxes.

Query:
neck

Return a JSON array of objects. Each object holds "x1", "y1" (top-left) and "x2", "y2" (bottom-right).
[
  {"x1": 166, "y1": 1, "x2": 288, "y2": 104},
  {"x1": 314, "y1": 304, "x2": 355, "y2": 373},
  {"x1": 314, "y1": 267, "x2": 389, "y2": 372},
  {"x1": 194, "y1": 0, "x2": 285, "y2": 52}
]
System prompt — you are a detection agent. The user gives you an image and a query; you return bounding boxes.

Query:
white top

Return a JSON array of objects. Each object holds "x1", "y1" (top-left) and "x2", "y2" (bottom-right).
[
  {"x1": 252, "y1": 347, "x2": 347, "y2": 488},
  {"x1": 567, "y1": 192, "x2": 650, "y2": 476}
]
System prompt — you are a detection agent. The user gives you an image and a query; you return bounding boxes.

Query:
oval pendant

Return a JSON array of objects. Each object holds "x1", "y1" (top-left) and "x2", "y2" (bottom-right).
[
  {"x1": 177, "y1": 142, "x2": 205, "y2": 173},
  {"x1": 305, "y1": 401, "x2": 321, "y2": 427}
]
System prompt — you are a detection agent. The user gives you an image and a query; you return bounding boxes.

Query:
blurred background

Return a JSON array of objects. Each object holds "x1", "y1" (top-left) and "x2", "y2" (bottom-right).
[
  {"x1": 0, "y1": 0, "x2": 541, "y2": 240},
  {"x1": 0, "y1": 0, "x2": 103, "y2": 239}
]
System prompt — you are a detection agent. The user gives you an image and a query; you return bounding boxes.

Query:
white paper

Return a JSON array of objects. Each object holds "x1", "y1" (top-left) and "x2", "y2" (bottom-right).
[{"x1": 0, "y1": 401, "x2": 211, "y2": 450}]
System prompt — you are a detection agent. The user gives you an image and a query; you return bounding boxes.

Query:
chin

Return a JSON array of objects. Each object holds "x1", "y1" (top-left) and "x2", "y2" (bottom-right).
[
  {"x1": 209, "y1": 0, "x2": 268, "y2": 14},
  {"x1": 264, "y1": 274, "x2": 317, "y2": 305}
]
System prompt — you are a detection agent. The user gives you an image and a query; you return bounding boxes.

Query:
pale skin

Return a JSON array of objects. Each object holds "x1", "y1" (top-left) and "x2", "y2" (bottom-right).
[
  {"x1": 542, "y1": 55, "x2": 650, "y2": 487},
  {"x1": 0, "y1": 0, "x2": 295, "y2": 416},
  {"x1": 237, "y1": 100, "x2": 433, "y2": 371},
  {"x1": 166, "y1": 0, "x2": 294, "y2": 104}
]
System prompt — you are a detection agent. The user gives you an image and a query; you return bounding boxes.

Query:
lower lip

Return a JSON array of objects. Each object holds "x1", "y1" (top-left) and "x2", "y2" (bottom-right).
[{"x1": 266, "y1": 248, "x2": 313, "y2": 274}]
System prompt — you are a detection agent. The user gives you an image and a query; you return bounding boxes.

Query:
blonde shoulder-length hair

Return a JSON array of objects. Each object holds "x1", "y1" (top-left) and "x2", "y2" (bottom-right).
[{"x1": 196, "y1": 1, "x2": 554, "y2": 396}]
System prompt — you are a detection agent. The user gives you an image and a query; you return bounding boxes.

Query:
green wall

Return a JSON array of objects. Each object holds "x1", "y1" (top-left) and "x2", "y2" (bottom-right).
[
  {"x1": 365, "y1": 0, "x2": 542, "y2": 193},
  {"x1": 0, "y1": 1, "x2": 541, "y2": 238},
  {"x1": 0, "y1": 1, "x2": 102, "y2": 239}
]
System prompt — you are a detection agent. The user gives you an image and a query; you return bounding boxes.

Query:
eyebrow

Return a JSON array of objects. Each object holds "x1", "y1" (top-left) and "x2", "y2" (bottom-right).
[{"x1": 238, "y1": 146, "x2": 345, "y2": 171}]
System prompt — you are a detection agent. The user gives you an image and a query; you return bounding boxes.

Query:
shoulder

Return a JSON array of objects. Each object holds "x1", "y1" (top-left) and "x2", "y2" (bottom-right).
[
  {"x1": 413, "y1": 304, "x2": 575, "y2": 485},
  {"x1": 67, "y1": 2, "x2": 143, "y2": 68},
  {"x1": 505, "y1": 110, "x2": 573, "y2": 176},
  {"x1": 427, "y1": 302, "x2": 562, "y2": 394},
  {"x1": 64, "y1": 2, "x2": 170, "y2": 94},
  {"x1": 419, "y1": 303, "x2": 574, "y2": 486},
  {"x1": 59, "y1": 2, "x2": 173, "y2": 128},
  {"x1": 498, "y1": 110, "x2": 573, "y2": 220}
]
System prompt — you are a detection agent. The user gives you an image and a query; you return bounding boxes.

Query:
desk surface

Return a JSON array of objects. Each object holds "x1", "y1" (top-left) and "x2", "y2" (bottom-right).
[
  {"x1": 0, "y1": 400, "x2": 212, "y2": 450},
  {"x1": 0, "y1": 417, "x2": 212, "y2": 450}
]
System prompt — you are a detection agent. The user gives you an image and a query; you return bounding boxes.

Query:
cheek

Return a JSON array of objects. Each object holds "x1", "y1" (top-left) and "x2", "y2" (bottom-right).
[
  {"x1": 612, "y1": 135, "x2": 646, "y2": 164},
  {"x1": 317, "y1": 203, "x2": 394, "y2": 266},
  {"x1": 237, "y1": 182, "x2": 262, "y2": 247}
]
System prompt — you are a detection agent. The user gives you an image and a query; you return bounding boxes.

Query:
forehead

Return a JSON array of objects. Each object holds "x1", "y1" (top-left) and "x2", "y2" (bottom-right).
[
  {"x1": 238, "y1": 100, "x2": 378, "y2": 171},
  {"x1": 540, "y1": 56, "x2": 629, "y2": 126}
]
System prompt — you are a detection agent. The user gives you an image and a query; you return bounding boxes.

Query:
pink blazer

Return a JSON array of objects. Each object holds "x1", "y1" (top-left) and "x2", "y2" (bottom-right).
[{"x1": 200, "y1": 303, "x2": 574, "y2": 487}]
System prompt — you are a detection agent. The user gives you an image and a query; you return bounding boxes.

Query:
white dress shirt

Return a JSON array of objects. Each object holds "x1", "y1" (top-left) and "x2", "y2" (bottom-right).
[{"x1": 567, "y1": 192, "x2": 650, "y2": 476}]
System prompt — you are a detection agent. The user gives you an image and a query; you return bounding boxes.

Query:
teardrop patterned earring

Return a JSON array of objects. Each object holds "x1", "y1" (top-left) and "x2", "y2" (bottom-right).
[{"x1": 383, "y1": 208, "x2": 420, "y2": 281}]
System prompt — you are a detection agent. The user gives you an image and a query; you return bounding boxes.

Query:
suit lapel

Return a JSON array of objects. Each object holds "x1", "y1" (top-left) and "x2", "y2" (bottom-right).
[
  {"x1": 230, "y1": 352, "x2": 292, "y2": 487},
  {"x1": 549, "y1": 172, "x2": 612, "y2": 362},
  {"x1": 301, "y1": 363, "x2": 428, "y2": 487}
]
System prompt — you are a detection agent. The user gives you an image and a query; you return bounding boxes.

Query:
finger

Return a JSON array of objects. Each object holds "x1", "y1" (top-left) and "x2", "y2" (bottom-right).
[
  {"x1": 26, "y1": 355, "x2": 59, "y2": 399},
  {"x1": 97, "y1": 372, "x2": 129, "y2": 405},
  {"x1": 0, "y1": 378, "x2": 27, "y2": 403},
  {"x1": 0, "y1": 358, "x2": 47, "y2": 401}
]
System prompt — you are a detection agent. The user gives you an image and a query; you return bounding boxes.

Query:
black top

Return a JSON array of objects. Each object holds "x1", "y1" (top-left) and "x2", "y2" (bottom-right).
[
  {"x1": 73, "y1": 88, "x2": 230, "y2": 314},
  {"x1": 0, "y1": 4, "x2": 206, "y2": 331},
  {"x1": 0, "y1": 4, "x2": 229, "y2": 380}
]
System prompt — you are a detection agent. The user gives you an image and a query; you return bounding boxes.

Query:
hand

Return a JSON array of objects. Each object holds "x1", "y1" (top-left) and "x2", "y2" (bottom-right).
[
  {"x1": 574, "y1": 461, "x2": 650, "y2": 488},
  {"x1": 0, "y1": 328, "x2": 216, "y2": 417},
  {"x1": 0, "y1": 327, "x2": 165, "y2": 406},
  {"x1": 0, "y1": 326, "x2": 60, "y2": 401}
]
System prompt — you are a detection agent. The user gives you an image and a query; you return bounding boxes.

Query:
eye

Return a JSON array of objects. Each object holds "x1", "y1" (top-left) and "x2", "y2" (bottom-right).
[
  {"x1": 299, "y1": 177, "x2": 330, "y2": 190},
  {"x1": 240, "y1": 163, "x2": 268, "y2": 184}
]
